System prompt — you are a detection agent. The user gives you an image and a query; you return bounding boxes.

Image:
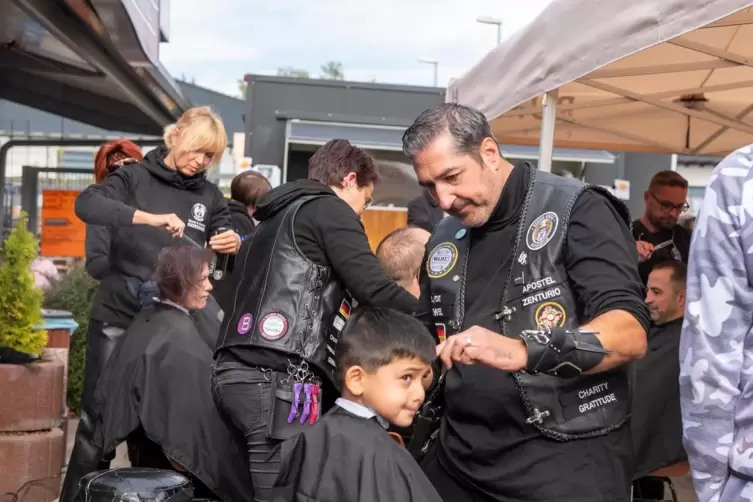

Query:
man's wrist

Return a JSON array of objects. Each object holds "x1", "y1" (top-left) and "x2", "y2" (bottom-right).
[{"x1": 519, "y1": 326, "x2": 610, "y2": 378}]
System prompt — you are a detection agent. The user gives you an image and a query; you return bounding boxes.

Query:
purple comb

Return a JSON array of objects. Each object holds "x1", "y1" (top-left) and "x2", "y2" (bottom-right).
[
  {"x1": 300, "y1": 383, "x2": 314, "y2": 423},
  {"x1": 288, "y1": 383, "x2": 302, "y2": 423}
]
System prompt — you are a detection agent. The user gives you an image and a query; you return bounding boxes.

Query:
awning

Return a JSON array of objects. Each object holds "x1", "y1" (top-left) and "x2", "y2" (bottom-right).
[
  {"x1": 447, "y1": 0, "x2": 753, "y2": 158},
  {"x1": 286, "y1": 119, "x2": 615, "y2": 163},
  {"x1": 0, "y1": 0, "x2": 188, "y2": 135}
]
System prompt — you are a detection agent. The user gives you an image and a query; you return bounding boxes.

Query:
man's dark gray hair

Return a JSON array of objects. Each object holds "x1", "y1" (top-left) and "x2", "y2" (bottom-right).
[{"x1": 402, "y1": 103, "x2": 496, "y2": 161}]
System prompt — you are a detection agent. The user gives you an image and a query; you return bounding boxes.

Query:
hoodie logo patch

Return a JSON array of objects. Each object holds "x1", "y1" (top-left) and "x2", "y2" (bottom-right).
[{"x1": 188, "y1": 203, "x2": 207, "y2": 232}]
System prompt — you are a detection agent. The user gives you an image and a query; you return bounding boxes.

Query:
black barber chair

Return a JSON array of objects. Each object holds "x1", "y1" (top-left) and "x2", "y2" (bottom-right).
[{"x1": 77, "y1": 468, "x2": 219, "y2": 502}]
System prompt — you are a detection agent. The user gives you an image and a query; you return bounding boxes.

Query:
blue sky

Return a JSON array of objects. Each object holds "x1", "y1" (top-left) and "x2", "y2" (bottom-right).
[{"x1": 158, "y1": 0, "x2": 554, "y2": 98}]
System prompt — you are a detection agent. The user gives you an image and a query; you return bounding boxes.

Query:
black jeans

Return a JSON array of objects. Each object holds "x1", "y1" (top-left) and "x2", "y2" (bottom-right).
[
  {"x1": 211, "y1": 360, "x2": 281, "y2": 502},
  {"x1": 60, "y1": 319, "x2": 126, "y2": 502}
]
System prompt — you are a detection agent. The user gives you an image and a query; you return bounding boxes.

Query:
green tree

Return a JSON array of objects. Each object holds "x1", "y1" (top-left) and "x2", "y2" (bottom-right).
[
  {"x1": 277, "y1": 67, "x2": 311, "y2": 78},
  {"x1": 320, "y1": 61, "x2": 344, "y2": 80},
  {"x1": 0, "y1": 214, "x2": 47, "y2": 355},
  {"x1": 238, "y1": 79, "x2": 248, "y2": 99}
]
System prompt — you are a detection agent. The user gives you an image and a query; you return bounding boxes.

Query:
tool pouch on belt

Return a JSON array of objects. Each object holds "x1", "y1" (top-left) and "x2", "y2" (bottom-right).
[
  {"x1": 266, "y1": 371, "x2": 322, "y2": 441},
  {"x1": 407, "y1": 371, "x2": 446, "y2": 462}
]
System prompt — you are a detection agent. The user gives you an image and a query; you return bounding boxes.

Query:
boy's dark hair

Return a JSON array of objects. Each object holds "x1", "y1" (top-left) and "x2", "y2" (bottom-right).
[
  {"x1": 307, "y1": 139, "x2": 380, "y2": 188},
  {"x1": 230, "y1": 170, "x2": 272, "y2": 208},
  {"x1": 334, "y1": 306, "x2": 436, "y2": 387}
]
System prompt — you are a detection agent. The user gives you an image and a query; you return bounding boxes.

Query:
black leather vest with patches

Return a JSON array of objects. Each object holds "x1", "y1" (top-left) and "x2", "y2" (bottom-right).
[
  {"x1": 426, "y1": 169, "x2": 633, "y2": 440},
  {"x1": 215, "y1": 195, "x2": 350, "y2": 385}
]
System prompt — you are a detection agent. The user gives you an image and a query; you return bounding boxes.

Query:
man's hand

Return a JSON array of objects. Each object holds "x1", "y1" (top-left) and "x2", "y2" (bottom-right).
[
  {"x1": 133, "y1": 211, "x2": 185, "y2": 238},
  {"x1": 636, "y1": 240, "x2": 655, "y2": 263},
  {"x1": 209, "y1": 230, "x2": 242, "y2": 254},
  {"x1": 436, "y1": 326, "x2": 528, "y2": 372}
]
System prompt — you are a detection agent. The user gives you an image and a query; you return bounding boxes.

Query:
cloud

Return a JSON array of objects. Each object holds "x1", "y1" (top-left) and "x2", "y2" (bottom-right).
[{"x1": 159, "y1": 0, "x2": 554, "y2": 95}]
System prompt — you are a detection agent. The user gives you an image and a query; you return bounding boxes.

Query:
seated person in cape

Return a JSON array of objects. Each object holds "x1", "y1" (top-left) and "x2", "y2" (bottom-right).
[
  {"x1": 271, "y1": 307, "x2": 442, "y2": 502},
  {"x1": 631, "y1": 260, "x2": 688, "y2": 500},
  {"x1": 79, "y1": 244, "x2": 254, "y2": 502}
]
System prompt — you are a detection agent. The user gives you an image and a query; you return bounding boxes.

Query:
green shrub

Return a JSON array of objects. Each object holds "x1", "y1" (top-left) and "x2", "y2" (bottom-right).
[
  {"x1": 44, "y1": 266, "x2": 99, "y2": 412},
  {"x1": 0, "y1": 214, "x2": 47, "y2": 355}
]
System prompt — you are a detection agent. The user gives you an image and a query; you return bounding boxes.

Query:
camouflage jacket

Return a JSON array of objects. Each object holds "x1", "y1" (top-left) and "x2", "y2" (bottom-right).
[{"x1": 680, "y1": 145, "x2": 753, "y2": 502}]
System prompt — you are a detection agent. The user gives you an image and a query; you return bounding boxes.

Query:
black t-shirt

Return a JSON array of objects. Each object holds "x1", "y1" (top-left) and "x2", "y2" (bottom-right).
[
  {"x1": 419, "y1": 163, "x2": 650, "y2": 502},
  {"x1": 632, "y1": 220, "x2": 691, "y2": 285}
]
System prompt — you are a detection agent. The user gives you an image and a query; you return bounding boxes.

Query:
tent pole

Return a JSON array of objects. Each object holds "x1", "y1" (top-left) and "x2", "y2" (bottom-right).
[{"x1": 538, "y1": 89, "x2": 559, "y2": 172}]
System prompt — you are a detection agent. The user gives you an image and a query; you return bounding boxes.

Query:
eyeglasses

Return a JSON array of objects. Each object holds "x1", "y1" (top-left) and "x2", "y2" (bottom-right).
[
  {"x1": 364, "y1": 195, "x2": 374, "y2": 210},
  {"x1": 650, "y1": 192, "x2": 689, "y2": 214}
]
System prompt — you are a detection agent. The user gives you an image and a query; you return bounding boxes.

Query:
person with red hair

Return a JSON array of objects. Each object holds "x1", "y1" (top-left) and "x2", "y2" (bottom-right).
[
  {"x1": 93, "y1": 139, "x2": 143, "y2": 184},
  {"x1": 86, "y1": 140, "x2": 144, "y2": 279},
  {"x1": 73, "y1": 140, "x2": 144, "y2": 478}
]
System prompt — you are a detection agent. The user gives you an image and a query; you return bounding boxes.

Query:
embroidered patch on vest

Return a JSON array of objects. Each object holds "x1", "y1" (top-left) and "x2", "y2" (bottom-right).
[
  {"x1": 237, "y1": 313, "x2": 254, "y2": 335},
  {"x1": 333, "y1": 316, "x2": 345, "y2": 332},
  {"x1": 534, "y1": 302, "x2": 566, "y2": 328},
  {"x1": 435, "y1": 323, "x2": 447, "y2": 342},
  {"x1": 427, "y1": 242, "x2": 459, "y2": 279},
  {"x1": 259, "y1": 313, "x2": 288, "y2": 340},
  {"x1": 526, "y1": 211, "x2": 559, "y2": 251},
  {"x1": 339, "y1": 299, "x2": 351, "y2": 319}
]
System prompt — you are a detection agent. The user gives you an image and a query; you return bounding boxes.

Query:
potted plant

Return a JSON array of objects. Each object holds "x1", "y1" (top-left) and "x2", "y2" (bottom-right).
[{"x1": 0, "y1": 215, "x2": 65, "y2": 502}]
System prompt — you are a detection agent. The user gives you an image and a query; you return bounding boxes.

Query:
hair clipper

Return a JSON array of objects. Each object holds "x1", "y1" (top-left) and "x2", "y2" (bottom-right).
[{"x1": 211, "y1": 226, "x2": 230, "y2": 281}]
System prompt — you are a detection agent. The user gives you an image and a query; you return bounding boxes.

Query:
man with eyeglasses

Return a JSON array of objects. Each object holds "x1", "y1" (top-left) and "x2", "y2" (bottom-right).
[
  {"x1": 211, "y1": 139, "x2": 416, "y2": 501},
  {"x1": 632, "y1": 171, "x2": 693, "y2": 286}
]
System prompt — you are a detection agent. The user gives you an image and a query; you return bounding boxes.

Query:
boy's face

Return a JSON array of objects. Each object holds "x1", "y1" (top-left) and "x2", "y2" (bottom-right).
[{"x1": 345, "y1": 357, "x2": 432, "y2": 428}]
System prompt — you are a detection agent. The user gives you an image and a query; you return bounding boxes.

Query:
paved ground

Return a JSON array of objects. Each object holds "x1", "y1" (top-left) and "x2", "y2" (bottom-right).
[{"x1": 60, "y1": 418, "x2": 700, "y2": 501}]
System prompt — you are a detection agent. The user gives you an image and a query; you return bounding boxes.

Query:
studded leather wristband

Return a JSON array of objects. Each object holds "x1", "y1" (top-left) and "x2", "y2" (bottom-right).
[{"x1": 519, "y1": 326, "x2": 611, "y2": 378}]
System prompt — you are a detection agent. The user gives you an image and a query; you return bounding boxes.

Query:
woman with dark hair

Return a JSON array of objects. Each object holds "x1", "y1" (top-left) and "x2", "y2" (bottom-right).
[{"x1": 63, "y1": 244, "x2": 254, "y2": 502}]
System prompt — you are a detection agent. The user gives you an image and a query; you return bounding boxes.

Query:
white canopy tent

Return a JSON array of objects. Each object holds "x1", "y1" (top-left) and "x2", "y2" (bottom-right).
[{"x1": 447, "y1": 0, "x2": 753, "y2": 171}]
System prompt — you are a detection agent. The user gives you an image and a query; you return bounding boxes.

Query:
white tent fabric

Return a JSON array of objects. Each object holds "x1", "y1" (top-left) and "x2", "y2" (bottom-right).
[{"x1": 447, "y1": 0, "x2": 753, "y2": 156}]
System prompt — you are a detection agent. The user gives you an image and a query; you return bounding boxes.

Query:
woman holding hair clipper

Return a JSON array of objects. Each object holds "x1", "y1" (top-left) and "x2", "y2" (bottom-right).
[{"x1": 61, "y1": 107, "x2": 240, "y2": 502}]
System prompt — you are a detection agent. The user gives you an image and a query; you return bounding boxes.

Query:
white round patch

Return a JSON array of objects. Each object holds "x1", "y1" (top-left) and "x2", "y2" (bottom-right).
[
  {"x1": 191, "y1": 202, "x2": 207, "y2": 222},
  {"x1": 426, "y1": 242, "x2": 458, "y2": 279},
  {"x1": 259, "y1": 313, "x2": 288, "y2": 340},
  {"x1": 526, "y1": 212, "x2": 559, "y2": 251}
]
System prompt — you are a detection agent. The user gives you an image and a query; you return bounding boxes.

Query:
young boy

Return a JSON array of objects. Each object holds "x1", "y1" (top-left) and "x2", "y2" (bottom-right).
[{"x1": 271, "y1": 306, "x2": 442, "y2": 502}]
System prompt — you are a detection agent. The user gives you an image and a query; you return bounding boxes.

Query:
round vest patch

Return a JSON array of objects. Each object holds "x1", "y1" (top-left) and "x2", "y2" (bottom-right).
[
  {"x1": 426, "y1": 242, "x2": 458, "y2": 279},
  {"x1": 237, "y1": 313, "x2": 253, "y2": 335},
  {"x1": 526, "y1": 212, "x2": 558, "y2": 251},
  {"x1": 535, "y1": 302, "x2": 567, "y2": 329},
  {"x1": 259, "y1": 313, "x2": 288, "y2": 340}
]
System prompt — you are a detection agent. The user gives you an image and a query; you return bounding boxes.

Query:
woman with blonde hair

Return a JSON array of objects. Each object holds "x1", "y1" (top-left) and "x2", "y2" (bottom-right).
[{"x1": 62, "y1": 107, "x2": 241, "y2": 502}]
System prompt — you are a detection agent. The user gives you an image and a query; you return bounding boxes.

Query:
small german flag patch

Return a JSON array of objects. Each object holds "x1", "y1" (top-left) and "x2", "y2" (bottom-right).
[
  {"x1": 339, "y1": 299, "x2": 351, "y2": 319},
  {"x1": 435, "y1": 323, "x2": 447, "y2": 342}
]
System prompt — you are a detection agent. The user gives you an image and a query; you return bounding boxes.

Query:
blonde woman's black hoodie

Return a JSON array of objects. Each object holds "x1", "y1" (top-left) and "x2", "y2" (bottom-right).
[{"x1": 75, "y1": 147, "x2": 231, "y2": 327}]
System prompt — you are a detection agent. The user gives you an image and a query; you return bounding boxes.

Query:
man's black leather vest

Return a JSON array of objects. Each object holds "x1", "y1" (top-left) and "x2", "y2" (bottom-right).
[
  {"x1": 215, "y1": 195, "x2": 348, "y2": 384},
  {"x1": 426, "y1": 168, "x2": 633, "y2": 441}
]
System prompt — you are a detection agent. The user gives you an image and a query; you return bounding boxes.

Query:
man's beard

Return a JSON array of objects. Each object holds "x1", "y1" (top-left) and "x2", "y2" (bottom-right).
[{"x1": 648, "y1": 212, "x2": 675, "y2": 230}]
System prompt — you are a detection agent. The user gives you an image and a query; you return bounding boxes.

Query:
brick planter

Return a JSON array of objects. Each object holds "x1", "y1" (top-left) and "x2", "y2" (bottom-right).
[
  {"x1": 0, "y1": 429, "x2": 64, "y2": 502},
  {"x1": 0, "y1": 352, "x2": 65, "y2": 502},
  {"x1": 0, "y1": 354, "x2": 64, "y2": 432}
]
